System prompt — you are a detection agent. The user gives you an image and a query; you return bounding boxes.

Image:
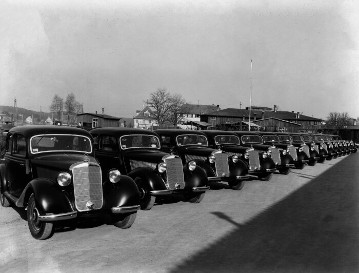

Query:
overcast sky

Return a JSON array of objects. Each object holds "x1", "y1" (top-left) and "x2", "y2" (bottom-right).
[{"x1": 1, "y1": 0, "x2": 358, "y2": 119}]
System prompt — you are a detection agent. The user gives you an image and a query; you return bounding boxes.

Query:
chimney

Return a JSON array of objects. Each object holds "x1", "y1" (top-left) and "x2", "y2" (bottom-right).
[
  {"x1": 102, "y1": 108, "x2": 104, "y2": 115},
  {"x1": 95, "y1": 111, "x2": 97, "y2": 114},
  {"x1": 297, "y1": 112, "x2": 300, "y2": 119},
  {"x1": 273, "y1": 105, "x2": 277, "y2": 112},
  {"x1": 216, "y1": 105, "x2": 220, "y2": 111},
  {"x1": 261, "y1": 111, "x2": 265, "y2": 119}
]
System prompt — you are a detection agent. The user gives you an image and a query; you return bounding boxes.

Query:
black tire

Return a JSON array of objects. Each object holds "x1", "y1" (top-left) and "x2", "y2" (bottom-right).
[
  {"x1": 136, "y1": 177, "x2": 155, "y2": 210},
  {"x1": 228, "y1": 180, "x2": 245, "y2": 190},
  {"x1": 113, "y1": 213, "x2": 137, "y2": 229},
  {"x1": 0, "y1": 175, "x2": 11, "y2": 207},
  {"x1": 279, "y1": 167, "x2": 290, "y2": 175},
  {"x1": 260, "y1": 173, "x2": 273, "y2": 181},
  {"x1": 295, "y1": 162, "x2": 305, "y2": 169},
  {"x1": 188, "y1": 192, "x2": 205, "y2": 203},
  {"x1": 308, "y1": 160, "x2": 316, "y2": 166},
  {"x1": 27, "y1": 193, "x2": 54, "y2": 240}
]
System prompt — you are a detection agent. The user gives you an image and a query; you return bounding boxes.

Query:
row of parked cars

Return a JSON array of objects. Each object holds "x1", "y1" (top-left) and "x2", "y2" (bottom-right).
[{"x1": 0, "y1": 126, "x2": 356, "y2": 239}]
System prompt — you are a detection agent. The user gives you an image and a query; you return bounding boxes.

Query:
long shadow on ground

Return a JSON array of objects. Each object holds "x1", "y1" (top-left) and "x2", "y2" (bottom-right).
[{"x1": 170, "y1": 154, "x2": 359, "y2": 273}]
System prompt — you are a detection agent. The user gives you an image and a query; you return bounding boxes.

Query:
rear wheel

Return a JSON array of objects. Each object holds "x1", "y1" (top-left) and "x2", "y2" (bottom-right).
[
  {"x1": 27, "y1": 194, "x2": 54, "y2": 240},
  {"x1": 188, "y1": 192, "x2": 205, "y2": 203},
  {"x1": 228, "y1": 180, "x2": 245, "y2": 190},
  {"x1": 113, "y1": 213, "x2": 137, "y2": 229}
]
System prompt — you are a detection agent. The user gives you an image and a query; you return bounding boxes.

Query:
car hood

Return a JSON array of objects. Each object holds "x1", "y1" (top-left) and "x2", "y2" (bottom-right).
[
  {"x1": 180, "y1": 145, "x2": 218, "y2": 156},
  {"x1": 124, "y1": 149, "x2": 169, "y2": 163},
  {"x1": 219, "y1": 144, "x2": 248, "y2": 153},
  {"x1": 31, "y1": 153, "x2": 98, "y2": 171},
  {"x1": 244, "y1": 143, "x2": 271, "y2": 150}
]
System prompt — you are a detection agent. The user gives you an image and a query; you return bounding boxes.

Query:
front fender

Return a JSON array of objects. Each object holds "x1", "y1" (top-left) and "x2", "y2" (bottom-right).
[
  {"x1": 297, "y1": 151, "x2": 309, "y2": 161},
  {"x1": 281, "y1": 154, "x2": 294, "y2": 165},
  {"x1": 17, "y1": 179, "x2": 73, "y2": 214},
  {"x1": 310, "y1": 150, "x2": 319, "y2": 159},
  {"x1": 183, "y1": 165, "x2": 208, "y2": 189},
  {"x1": 260, "y1": 158, "x2": 276, "y2": 171},
  {"x1": 192, "y1": 159, "x2": 216, "y2": 178},
  {"x1": 229, "y1": 159, "x2": 249, "y2": 177},
  {"x1": 128, "y1": 167, "x2": 167, "y2": 191},
  {"x1": 103, "y1": 175, "x2": 140, "y2": 208}
]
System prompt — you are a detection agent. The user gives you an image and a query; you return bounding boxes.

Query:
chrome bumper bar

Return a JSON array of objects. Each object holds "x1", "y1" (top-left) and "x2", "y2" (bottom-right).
[
  {"x1": 111, "y1": 205, "x2": 140, "y2": 214},
  {"x1": 192, "y1": 186, "x2": 210, "y2": 192},
  {"x1": 38, "y1": 211, "x2": 78, "y2": 222},
  {"x1": 150, "y1": 189, "x2": 173, "y2": 196}
]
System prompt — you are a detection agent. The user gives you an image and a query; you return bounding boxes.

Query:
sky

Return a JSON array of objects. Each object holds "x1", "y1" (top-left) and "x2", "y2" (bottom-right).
[{"x1": 0, "y1": 0, "x2": 358, "y2": 120}]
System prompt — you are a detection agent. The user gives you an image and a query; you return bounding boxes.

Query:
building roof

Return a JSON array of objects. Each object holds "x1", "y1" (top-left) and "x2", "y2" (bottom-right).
[
  {"x1": 180, "y1": 103, "x2": 219, "y2": 115},
  {"x1": 203, "y1": 108, "x2": 322, "y2": 122},
  {"x1": 255, "y1": 117, "x2": 301, "y2": 126},
  {"x1": 77, "y1": 112, "x2": 121, "y2": 120},
  {"x1": 133, "y1": 106, "x2": 156, "y2": 120}
]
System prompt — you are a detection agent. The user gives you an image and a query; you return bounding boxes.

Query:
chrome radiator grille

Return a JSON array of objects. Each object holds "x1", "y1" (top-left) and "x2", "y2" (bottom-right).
[
  {"x1": 322, "y1": 143, "x2": 328, "y2": 153},
  {"x1": 185, "y1": 154, "x2": 206, "y2": 162},
  {"x1": 165, "y1": 157, "x2": 185, "y2": 190},
  {"x1": 269, "y1": 147, "x2": 281, "y2": 165},
  {"x1": 313, "y1": 144, "x2": 319, "y2": 153},
  {"x1": 72, "y1": 162, "x2": 103, "y2": 212},
  {"x1": 302, "y1": 145, "x2": 310, "y2": 157},
  {"x1": 214, "y1": 153, "x2": 229, "y2": 177},
  {"x1": 130, "y1": 160, "x2": 157, "y2": 170},
  {"x1": 288, "y1": 146, "x2": 297, "y2": 161},
  {"x1": 248, "y1": 150, "x2": 260, "y2": 170}
]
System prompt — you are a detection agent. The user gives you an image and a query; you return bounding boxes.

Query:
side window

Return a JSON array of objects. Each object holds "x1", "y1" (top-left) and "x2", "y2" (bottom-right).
[
  {"x1": 100, "y1": 136, "x2": 117, "y2": 152},
  {"x1": 161, "y1": 136, "x2": 171, "y2": 148},
  {"x1": 5, "y1": 133, "x2": 12, "y2": 153},
  {"x1": 92, "y1": 118, "x2": 98, "y2": 128},
  {"x1": 13, "y1": 135, "x2": 27, "y2": 156}
]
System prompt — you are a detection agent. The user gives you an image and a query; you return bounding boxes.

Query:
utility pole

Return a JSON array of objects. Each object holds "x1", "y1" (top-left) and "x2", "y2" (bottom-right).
[{"x1": 249, "y1": 60, "x2": 253, "y2": 131}]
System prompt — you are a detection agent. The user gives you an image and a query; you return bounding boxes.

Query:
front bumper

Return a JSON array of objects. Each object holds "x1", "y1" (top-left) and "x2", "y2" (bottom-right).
[
  {"x1": 111, "y1": 205, "x2": 140, "y2": 214},
  {"x1": 38, "y1": 211, "x2": 78, "y2": 222}
]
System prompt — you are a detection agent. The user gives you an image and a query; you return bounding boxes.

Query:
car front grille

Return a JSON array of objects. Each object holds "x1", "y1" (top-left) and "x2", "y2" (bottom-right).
[
  {"x1": 214, "y1": 153, "x2": 229, "y2": 177},
  {"x1": 322, "y1": 143, "x2": 328, "y2": 152},
  {"x1": 248, "y1": 150, "x2": 260, "y2": 170},
  {"x1": 130, "y1": 160, "x2": 157, "y2": 170},
  {"x1": 313, "y1": 144, "x2": 319, "y2": 153},
  {"x1": 269, "y1": 147, "x2": 281, "y2": 165},
  {"x1": 302, "y1": 145, "x2": 310, "y2": 157},
  {"x1": 165, "y1": 157, "x2": 185, "y2": 190},
  {"x1": 72, "y1": 162, "x2": 103, "y2": 212},
  {"x1": 288, "y1": 146, "x2": 297, "y2": 161}
]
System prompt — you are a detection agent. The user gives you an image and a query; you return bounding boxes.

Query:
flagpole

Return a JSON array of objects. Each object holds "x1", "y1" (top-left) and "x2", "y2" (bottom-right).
[{"x1": 249, "y1": 59, "x2": 253, "y2": 131}]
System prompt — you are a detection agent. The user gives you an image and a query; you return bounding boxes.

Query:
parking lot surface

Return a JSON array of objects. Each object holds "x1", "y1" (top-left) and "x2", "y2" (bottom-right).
[{"x1": 1, "y1": 153, "x2": 358, "y2": 273}]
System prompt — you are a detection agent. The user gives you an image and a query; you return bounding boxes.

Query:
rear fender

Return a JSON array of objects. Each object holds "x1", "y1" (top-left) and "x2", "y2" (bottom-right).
[
  {"x1": 183, "y1": 165, "x2": 208, "y2": 189},
  {"x1": 103, "y1": 175, "x2": 140, "y2": 208},
  {"x1": 17, "y1": 178, "x2": 73, "y2": 214},
  {"x1": 128, "y1": 167, "x2": 167, "y2": 192}
]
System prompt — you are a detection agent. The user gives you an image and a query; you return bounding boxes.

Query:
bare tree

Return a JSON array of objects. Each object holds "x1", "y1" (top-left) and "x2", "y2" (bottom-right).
[
  {"x1": 49, "y1": 95, "x2": 63, "y2": 121},
  {"x1": 64, "y1": 93, "x2": 83, "y2": 125},
  {"x1": 325, "y1": 112, "x2": 353, "y2": 129},
  {"x1": 146, "y1": 89, "x2": 186, "y2": 127}
]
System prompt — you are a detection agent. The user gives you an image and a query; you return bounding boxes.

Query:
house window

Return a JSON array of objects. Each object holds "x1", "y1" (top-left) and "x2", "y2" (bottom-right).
[{"x1": 92, "y1": 118, "x2": 98, "y2": 128}]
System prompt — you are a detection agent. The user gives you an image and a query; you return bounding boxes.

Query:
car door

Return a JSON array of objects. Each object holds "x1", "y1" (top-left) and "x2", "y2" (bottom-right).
[{"x1": 5, "y1": 133, "x2": 30, "y2": 198}]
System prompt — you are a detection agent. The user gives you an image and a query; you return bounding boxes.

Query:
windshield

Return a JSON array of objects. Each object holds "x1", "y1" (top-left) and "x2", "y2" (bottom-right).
[
  {"x1": 176, "y1": 134, "x2": 208, "y2": 146},
  {"x1": 214, "y1": 135, "x2": 239, "y2": 145},
  {"x1": 302, "y1": 135, "x2": 312, "y2": 142},
  {"x1": 277, "y1": 135, "x2": 291, "y2": 142},
  {"x1": 262, "y1": 135, "x2": 280, "y2": 143},
  {"x1": 30, "y1": 134, "x2": 92, "y2": 154},
  {"x1": 241, "y1": 135, "x2": 263, "y2": 144},
  {"x1": 120, "y1": 134, "x2": 160, "y2": 149}
]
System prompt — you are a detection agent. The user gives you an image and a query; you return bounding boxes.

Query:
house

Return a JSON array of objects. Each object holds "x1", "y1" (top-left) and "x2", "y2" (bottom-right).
[
  {"x1": 133, "y1": 106, "x2": 158, "y2": 129},
  {"x1": 77, "y1": 112, "x2": 121, "y2": 130},
  {"x1": 179, "y1": 103, "x2": 219, "y2": 129}
]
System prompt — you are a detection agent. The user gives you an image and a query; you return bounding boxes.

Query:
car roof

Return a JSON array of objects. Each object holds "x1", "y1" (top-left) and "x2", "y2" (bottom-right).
[
  {"x1": 91, "y1": 127, "x2": 159, "y2": 137},
  {"x1": 201, "y1": 130, "x2": 239, "y2": 137},
  {"x1": 155, "y1": 129, "x2": 206, "y2": 136},
  {"x1": 8, "y1": 125, "x2": 92, "y2": 138}
]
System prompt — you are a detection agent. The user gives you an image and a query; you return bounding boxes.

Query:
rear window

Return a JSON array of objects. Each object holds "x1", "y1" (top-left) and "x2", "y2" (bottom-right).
[
  {"x1": 241, "y1": 135, "x2": 262, "y2": 144},
  {"x1": 214, "y1": 135, "x2": 239, "y2": 145},
  {"x1": 176, "y1": 134, "x2": 208, "y2": 146}
]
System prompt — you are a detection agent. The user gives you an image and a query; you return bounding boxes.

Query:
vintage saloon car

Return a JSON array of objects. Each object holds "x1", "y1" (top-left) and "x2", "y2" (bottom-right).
[
  {"x1": 328, "y1": 134, "x2": 354, "y2": 154},
  {"x1": 289, "y1": 133, "x2": 320, "y2": 165},
  {"x1": 200, "y1": 130, "x2": 276, "y2": 181},
  {"x1": 154, "y1": 129, "x2": 250, "y2": 190},
  {"x1": 275, "y1": 132, "x2": 309, "y2": 168},
  {"x1": 0, "y1": 126, "x2": 140, "y2": 240},
  {"x1": 90, "y1": 128, "x2": 209, "y2": 209},
  {"x1": 311, "y1": 134, "x2": 335, "y2": 160},
  {"x1": 232, "y1": 131, "x2": 293, "y2": 175}
]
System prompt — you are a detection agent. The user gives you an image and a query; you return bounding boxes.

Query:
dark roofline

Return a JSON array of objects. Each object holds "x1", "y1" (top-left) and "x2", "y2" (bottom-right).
[{"x1": 77, "y1": 113, "x2": 121, "y2": 120}]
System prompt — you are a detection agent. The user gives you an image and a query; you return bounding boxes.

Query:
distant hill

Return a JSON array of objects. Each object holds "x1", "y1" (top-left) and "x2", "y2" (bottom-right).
[{"x1": 0, "y1": 105, "x2": 52, "y2": 123}]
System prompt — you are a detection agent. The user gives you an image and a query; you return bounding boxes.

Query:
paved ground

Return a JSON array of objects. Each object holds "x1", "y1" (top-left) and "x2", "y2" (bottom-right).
[{"x1": 0, "y1": 153, "x2": 358, "y2": 273}]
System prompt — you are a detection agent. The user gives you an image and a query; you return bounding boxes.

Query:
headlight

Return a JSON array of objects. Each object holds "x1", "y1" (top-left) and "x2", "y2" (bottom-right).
[
  {"x1": 232, "y1": 155, "x2": 239, "y2": 163},
  {"x1": 209, "y1": 155, "x2": 216, "y2": 163},
  {"x1": 158, "y1": 162, "x2": 167, "y2": 173},
  {"x1": 282, "y1": 149, "x2": 287, "y2": 155},
  {"x1": 188, "y1": 161, "x2": 196, "y2": 171},
  {"x1": 57, "y1": 172, "x2": 72, "y2": 186},
  {"x1": 262, "y1": 152, "x2": 268, "y2": 159},
  {"x1": 109, "y1": 169, "x2": 121, "y2": 183},
  {"x1": 311, "y1": 147, "x2": 315, "y2": 151},
  {"x1": 299, "y1": 147, "x2": 304, "y2": 152},
  {"x1": 244, "y1": 152, "x2": 249, "y2": 159}
]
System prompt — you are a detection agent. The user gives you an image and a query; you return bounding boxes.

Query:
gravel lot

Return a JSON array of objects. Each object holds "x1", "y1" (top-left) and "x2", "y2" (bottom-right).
[{"x1": 1, "y1": 153, "x2": 358, "y2": 273}]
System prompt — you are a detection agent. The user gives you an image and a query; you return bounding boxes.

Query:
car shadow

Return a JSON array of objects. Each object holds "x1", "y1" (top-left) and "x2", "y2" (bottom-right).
[{"x1": 170, "y1": 154, "x2": 359, "y2": 273}]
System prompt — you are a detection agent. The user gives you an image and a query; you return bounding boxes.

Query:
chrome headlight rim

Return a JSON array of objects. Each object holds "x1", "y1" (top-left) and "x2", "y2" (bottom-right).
[
  {"x1": 109, "y1": 169, "x2": 121, "y2": 183},
  {"x1": 209, "y1": 155, "x2": 216, "y2": 164},
  {"x1": 262, "y1": 152, "x2": 268, "y2": 159},
  {"x1": 57, "y1": 172, "x2": 72, "y2": 186},
  {"x1": 158, "y1": 162, "x2": 167, "y2": 173},
  {"x1": 188, "y1": 161, "x2": 197, "y2": 171},
  {"x1": 232, "y1": 155, "x2": 239, "y2": 163}
]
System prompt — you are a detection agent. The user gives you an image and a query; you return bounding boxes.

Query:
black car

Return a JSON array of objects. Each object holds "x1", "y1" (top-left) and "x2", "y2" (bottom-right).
[
  {"x1": 155, "y1": 129, "x2": 250, "y2": 190},
  {"x1": 90, "y1": 128, "x2": 209, "y2": 209},
  {"x1": 311, "y1": 134, "x2": 335, "y2": 160},
  {"x1": 201, "y1": 130, "x2": 276, "y2": 181},
  {"x1": 289, "y1": 133, "x2": 319, "y2": 166},
  {"x1": 0, "y1": 126, "x2": 140, "y2": 240},
  {"x1": 233, "y1": 131, "x2": 294, "y2": 175}
]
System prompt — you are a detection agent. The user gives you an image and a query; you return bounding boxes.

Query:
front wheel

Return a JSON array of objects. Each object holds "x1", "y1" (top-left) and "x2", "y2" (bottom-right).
[
  {"x1": 27, "y1": 194, "x2": 54, "y2": 240},
  {"x1": 113, "y1": 213, "x2": 137, "y2": 229},
  {"x1": 188, "y1": 192, "x2": 205, "y2": 203},
  {"x1": 228, "y1": 180, "x2": 245, "y2": 190},
  {"x1": 136, "y1": 177, "x2": 155, "y2": 210},
  {"x1": 279, "y1": 167, "x2": 290, "y2": 175},
  {"x1": 295, "y1": 162, "x2": 305, "y2": 169}
]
